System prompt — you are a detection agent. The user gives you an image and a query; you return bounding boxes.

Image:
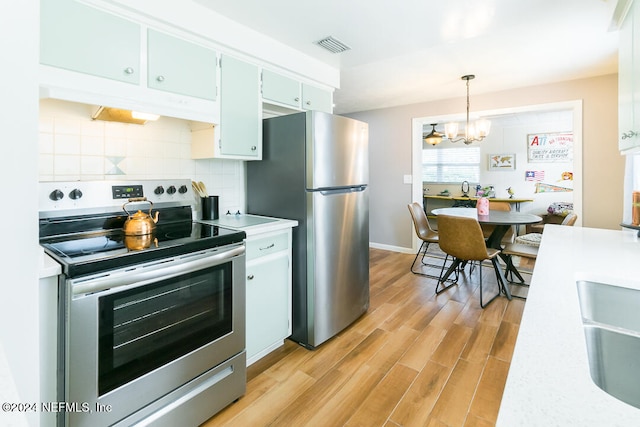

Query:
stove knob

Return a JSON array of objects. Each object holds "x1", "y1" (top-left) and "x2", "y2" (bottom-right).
[
  {"x1": 167, "y1": 185, "x2": 177, "y2": 195},
  {"x1": 69, "y1": 189, "x2": 83, "y2": 200},
  {"x1": 154, "y1": 186, "x2": 165, "y2": 195},
  {"x1": 49, "y1": 189, "x2": 64, "y2": 201},
  {"x1": 178, "y1": 185, "x2": 188, "y2": 194}
]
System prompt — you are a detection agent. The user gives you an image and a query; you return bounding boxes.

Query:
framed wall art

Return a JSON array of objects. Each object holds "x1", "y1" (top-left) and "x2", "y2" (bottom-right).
[
  {"x1": 527, "y1": 132, "x2": 573, "y2": 162},
  {"x1": 488, "y1": 153, "x2": 515, "y2": 171}
]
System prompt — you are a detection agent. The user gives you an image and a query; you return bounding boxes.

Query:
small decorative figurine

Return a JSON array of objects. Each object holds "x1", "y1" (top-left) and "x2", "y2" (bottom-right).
[{"x1": 507, "y1": 187, "x2": 515, "y2": 198}]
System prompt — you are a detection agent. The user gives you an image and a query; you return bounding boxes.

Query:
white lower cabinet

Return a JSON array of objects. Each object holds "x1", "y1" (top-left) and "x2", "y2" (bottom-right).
[{"x1": 245, "y1": 230, "x2": 292, "y2": 365}]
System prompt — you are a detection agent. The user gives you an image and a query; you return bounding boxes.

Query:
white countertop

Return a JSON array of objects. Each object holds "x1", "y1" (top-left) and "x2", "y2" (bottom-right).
[
  {"x1": 498, "y1": 225, "x2": 640, "y2": 426},
  {"x1": 199, "y1": 214, "x2": 298, "y2": 236}
]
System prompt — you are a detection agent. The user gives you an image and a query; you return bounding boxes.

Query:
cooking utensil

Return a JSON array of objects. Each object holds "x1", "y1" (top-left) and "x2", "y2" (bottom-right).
[
  {"x1": 192, "y1": 181, "x2": 205, "y2": 197},
  {"x1": 198, "y1": 181, "x2": 208, "y2": 197},
  {"x1": 191, "y1": 181, "x2": 208, "y2": 197},
  {"x1": 122, "y1": 197, "x2": 159, "y2": 235}
]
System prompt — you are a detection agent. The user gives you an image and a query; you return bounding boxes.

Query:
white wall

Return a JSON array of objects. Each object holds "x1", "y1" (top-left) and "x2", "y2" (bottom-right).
[
  {"x1": 39, "y1": 99, "x2": 246, "y2": 215},
  {"x1": 0, "y1": 0, "x2": 40, "y2": 426}
]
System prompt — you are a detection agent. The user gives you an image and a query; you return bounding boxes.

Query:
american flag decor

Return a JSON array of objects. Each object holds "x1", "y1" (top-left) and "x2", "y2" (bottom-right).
[{"x1": 525, "y1": 170, "x2": 545, "y2": 181}]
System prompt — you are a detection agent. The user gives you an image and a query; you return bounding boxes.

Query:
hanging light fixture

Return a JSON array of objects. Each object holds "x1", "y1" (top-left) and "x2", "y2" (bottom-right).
[
  {"x1": 444, "y1": 75, "x2": 491, "y2": 145},
  {"x1": 423, "y1": 123, "x2": 444, "y2": 146}
]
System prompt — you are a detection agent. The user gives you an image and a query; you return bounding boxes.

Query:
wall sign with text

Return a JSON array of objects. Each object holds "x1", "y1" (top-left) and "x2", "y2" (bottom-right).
[{"x1": 527, "y1": 132, "x2": 573, "y2": 163}]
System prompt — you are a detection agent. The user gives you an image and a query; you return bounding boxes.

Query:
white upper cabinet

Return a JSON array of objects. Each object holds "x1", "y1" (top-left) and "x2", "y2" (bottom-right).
[
  {"x1": 39, "y1": 1, "x2": 336, "y2": 128},
  {"x1": 619, "y1": 0, "x2": 640, "y2": 153},
  {"x1": 147, "y1": 29, "x2": 217, "y2": 101},
  {"x1": 262, "y1": 69, "x2": 333, "y2": 114},
  {"x1": 301, "y1": 83, "x2": 333, "y2": 113},
  {"x1": 39, "y1": 0, "x2": 219, "y2": 123},
  {"x1": 219, "y1": 55, "x2": 261, "y2": 159},
  {"x1": 40, "y1": 0, "x2": 140, "y2": 85},
  {"x1": 192, "y1": 55, "x2": 261, "y2": 160},
  {"x1": 262, "y1": 70, "x2": 301, "y2": 108}
]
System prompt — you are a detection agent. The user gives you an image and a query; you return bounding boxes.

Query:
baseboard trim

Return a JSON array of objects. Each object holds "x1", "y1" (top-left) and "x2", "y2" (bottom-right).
[{"x1": 369, "y1": 242, "x2": 413, "y2": 254}]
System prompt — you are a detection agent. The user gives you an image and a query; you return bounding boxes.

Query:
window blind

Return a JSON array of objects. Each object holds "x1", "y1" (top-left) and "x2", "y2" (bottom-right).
[{"x1": 422, "y1": 146, "x2": 480, "y2": 183}]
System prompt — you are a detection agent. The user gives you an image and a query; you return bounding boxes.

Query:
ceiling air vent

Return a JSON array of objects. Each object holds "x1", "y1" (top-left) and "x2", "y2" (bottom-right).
[{"x1": 316, "y1": 36, "x2": 351, "y2": 54}]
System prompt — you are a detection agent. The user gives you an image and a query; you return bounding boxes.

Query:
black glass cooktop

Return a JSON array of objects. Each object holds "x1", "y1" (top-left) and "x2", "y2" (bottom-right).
[{"x1": 41, "y1": 220, "x2": 245, "y2": 278}]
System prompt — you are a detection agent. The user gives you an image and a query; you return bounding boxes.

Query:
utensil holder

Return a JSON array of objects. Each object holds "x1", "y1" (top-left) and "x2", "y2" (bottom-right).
[{"x1": 201, "y1": 196, "x2": 219, "y2": 220}]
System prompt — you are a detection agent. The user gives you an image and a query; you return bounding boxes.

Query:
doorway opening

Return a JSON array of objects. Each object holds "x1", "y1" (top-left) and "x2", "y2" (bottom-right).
[{"x1": 410, "y1": 100, "x2": 583, "y2": 249}]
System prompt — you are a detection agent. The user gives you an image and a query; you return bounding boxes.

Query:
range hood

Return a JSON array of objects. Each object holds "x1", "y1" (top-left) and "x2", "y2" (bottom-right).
[
  {"x1": 91, "y1": 106, "x2": 160, "y2": 125},
  {"x1": 39, "y1": 85, "x2": 219, "y2": 124}
]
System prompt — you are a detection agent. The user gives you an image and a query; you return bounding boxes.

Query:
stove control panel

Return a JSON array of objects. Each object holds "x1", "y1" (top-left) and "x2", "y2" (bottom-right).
[
  {"x1": 39, "y1": 179, "x2": 196, "y2": 217},
  {"x1": 112, "y1": 185, "x2": 144, "y2": 199}
]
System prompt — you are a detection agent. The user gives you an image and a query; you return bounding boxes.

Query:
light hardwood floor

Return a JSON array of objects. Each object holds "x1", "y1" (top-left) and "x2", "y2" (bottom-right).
[{"x1": 202, "y1": 248, "x2": 529, "y2": 427}]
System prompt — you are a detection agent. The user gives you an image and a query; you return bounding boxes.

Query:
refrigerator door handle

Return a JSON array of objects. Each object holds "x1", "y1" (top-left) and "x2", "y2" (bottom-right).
[{"x1": 318, "y1": 186, "x2": 367, "y2": 196}]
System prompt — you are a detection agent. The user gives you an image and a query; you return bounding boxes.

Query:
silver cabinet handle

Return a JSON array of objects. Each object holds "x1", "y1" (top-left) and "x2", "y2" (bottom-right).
[
  {"x1": 622, "y1": 131, "x2": 638, "y2": 140},
  {"x1": 124, "y1": 67, "x2": 134, "y2": 74},
  {"x1": 294, "y1": 97, "x2": 300, "y2": 102},
  {"x1": 247, "y1": 274, "x2": 254, "y2": 280},
  {"x1": 306, "y1": 101, "x2": 311, "y2": 105},
  {"x1": 251, "y1": 146, "x2": 257, "y2": 151},
  {"x1": 156, "y1": 75, "x2": 165, "y2": 82},
  {"x1": 259, "y1": 243, "x2": 275, "y2": 251}
]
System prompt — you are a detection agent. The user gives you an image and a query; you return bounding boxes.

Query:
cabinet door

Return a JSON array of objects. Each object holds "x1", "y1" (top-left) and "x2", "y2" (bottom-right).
[
  {"x1": 619, "y1": 0, "x2": 636, "y2": 151},
  {"x1": 147, "y1": 29, "x2": 217, "y2": 100},
  {"x1": 220, "y1": 55, "x2": 261, "y2": 158},
  {"x1": 246, "y1": 253, "x2": 290, "y2": 362},
  {"x1": 40, "y1": 0, "x2": 140, "y2": 84},
  {"x1": 302, "y1": 84, "x2": 333, "y2": 113},
  {"x1": 619, "y1": 0, "x2": 640, "y2": 152},
  {"x1": 262, "y1": 70, "x2": 301, "y2": 108}
]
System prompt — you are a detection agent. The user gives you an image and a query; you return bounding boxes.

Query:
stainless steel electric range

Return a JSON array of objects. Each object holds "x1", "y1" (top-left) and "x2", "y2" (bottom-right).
[{"x1": 39, "y1": 179, "x2": 247, "y2": 427}]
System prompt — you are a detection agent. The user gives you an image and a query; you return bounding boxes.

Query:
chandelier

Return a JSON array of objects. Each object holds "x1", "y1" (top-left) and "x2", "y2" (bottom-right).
[{"x1": 423, "y1": 75, "x2": 491, "y2": 147}]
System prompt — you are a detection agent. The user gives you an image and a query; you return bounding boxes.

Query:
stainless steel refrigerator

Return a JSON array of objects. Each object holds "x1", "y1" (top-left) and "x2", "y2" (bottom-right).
[{"x1": 247, "y1": 111, "x2": 369, "y2": 349}]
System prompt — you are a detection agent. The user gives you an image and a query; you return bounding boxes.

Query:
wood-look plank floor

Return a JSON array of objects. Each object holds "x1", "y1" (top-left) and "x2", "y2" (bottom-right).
[{"x1": 202, "y1": 248, "x2": 530, "y2": 427}]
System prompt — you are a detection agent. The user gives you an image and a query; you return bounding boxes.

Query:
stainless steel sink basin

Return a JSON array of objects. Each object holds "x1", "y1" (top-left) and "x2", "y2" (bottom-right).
[
  {"x1": 577, "y1": 280, "x2": 640, "y2": 332},
  {"x1": 576, "y1": 280, "x2": 640, "y2": 409}
]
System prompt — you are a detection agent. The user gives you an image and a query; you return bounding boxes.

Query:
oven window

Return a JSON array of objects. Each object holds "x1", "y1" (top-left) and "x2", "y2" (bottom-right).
[{"x1": 98, "y1": 263, "x2": 232, "y2": 395}]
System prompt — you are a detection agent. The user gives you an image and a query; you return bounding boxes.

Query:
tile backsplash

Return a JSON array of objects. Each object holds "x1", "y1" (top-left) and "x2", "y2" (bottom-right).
[{"x1": 38, "y1": 99, "x2": 244, "y2": 214}]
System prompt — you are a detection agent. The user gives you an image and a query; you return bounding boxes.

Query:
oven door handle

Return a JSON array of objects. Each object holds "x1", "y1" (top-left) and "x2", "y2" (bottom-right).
[{"x1": 72, "y1": 245, "x2": 245, "y2": 296}]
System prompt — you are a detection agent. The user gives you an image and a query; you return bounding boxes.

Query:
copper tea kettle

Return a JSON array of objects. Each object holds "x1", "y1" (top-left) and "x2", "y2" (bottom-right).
[
  {"x1": 122, "y1": 197, "x2": 159, "y2": 236},
  {"x1": 123, "y1": 233, "x2": 158, "y2": 251}
]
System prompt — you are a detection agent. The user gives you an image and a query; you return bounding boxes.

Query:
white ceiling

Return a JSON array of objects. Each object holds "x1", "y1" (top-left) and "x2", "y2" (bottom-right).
[{"x1": 195, "y1": 0, "x2": 620, "y2": 114}]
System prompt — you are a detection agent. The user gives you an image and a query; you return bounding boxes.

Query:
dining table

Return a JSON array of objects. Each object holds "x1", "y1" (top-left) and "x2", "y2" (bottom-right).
[{"x1": 431, "y1": 207, "x2": 543, "y2": 299}]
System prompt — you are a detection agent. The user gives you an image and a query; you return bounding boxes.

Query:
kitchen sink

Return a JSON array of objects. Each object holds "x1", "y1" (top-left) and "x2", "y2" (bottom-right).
[
  {"x1": 576, "y1": 280, "x2": 640, "y2": 409},
  {"x1": 577, "y1": 280, "x2": 640, "y2": 332}
]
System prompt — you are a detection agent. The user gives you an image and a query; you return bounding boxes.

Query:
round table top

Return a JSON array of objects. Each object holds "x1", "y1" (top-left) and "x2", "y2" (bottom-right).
[{"x1": 431, "y1": 207, "x2": 543, "y2": 225}]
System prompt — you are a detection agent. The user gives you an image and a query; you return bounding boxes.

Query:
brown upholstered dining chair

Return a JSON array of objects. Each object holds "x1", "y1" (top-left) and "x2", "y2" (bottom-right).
[
  {"x1": 407, "y1": 202, "x2": 450, "y2": 280},
  {"x1": 436, "y1": 214, "x2": 505, "y2": 308},
  {"x1": 481, "y1": 201, "x2": 515, "y2": 246}
]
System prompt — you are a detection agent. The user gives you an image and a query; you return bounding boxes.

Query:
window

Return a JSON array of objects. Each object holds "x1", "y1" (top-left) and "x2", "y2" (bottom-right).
[{"x1": 422, "y1": 146, "x2": 480, "y2": 183}]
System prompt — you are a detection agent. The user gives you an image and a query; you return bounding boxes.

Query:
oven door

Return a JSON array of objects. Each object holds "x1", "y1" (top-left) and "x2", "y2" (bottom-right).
[{"x1": 64, "y1": 243, "x2": 245, "y2": 427}]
